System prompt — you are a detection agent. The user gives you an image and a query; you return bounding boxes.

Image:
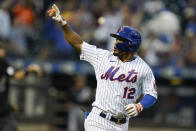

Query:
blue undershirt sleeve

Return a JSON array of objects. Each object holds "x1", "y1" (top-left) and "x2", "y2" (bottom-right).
[{"x1": 140, "y1": 94, "x2": 157, "y2": 110}]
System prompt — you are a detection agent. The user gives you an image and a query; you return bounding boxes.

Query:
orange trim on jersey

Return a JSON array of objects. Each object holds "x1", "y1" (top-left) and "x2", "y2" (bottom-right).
[
  {"x1": 101, "y1": 67, "x2": 138, "y2": 83},
  {"x1": 127, "y1": 88, "x2": 136, "y2": 99},
  {"x1": 117, "y1": 74, "x2": 126, "y2": 82},
  {"x1": 126, "y1": 70, "x2": 138, "y2": 82},
  {"x1": 106, "y1": 66, "x2": 115, "y2": 80},
  {"x1": 101, "y1": 66, "x2": 115, "y2": 80},
  {"x1": 123, "y1": 87, "x2": 128, "y2": 98},
  {"x1": 130, "y1": 75, "x2": 137, "y2": 83},
  {"x1": 153, "y1": 80, "x2": 157, "y2": 92},
  {"x1": 110, "y1": 67, "x2": 120, "y2": 81}
]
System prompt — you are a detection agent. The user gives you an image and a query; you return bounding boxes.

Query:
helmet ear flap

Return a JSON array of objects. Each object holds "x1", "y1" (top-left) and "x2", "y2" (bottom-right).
[
  {"x1": 128, "y1": 40, "x2": 140, "y2": 52},
  {"x1": 128, "y1": 41, "x2": 133, "y2": 48},
  {"x1": 130, "y1": 40, "x2": 136, "y2": 45}
]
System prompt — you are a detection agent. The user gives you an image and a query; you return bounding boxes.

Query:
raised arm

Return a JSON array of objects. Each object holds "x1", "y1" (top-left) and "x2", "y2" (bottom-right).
[{"x1": 48, "y1": 4, "x2": 83, "y2": 53}]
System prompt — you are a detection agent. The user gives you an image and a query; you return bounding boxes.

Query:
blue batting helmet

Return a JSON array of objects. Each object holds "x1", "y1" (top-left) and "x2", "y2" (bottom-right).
[{"x1": 110, "y1": 26, "x2": 141, "y2": 52}]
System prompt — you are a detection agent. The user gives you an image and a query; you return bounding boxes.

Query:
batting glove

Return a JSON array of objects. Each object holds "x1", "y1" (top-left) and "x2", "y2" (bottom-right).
[
  {"x1": 124, "y1": 103, "x2": 143, "y2": 117},
  {"x1": 48, "y1": 4, "x2": 67, "y2": 26}
]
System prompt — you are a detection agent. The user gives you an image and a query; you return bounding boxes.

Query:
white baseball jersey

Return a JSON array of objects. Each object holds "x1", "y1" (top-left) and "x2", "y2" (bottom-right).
[{"x1": 81, "y1": 41, "x2": 157, "y2": 130}]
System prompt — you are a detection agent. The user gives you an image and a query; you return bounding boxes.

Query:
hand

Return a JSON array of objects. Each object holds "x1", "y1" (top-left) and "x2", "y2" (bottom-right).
[
  {"x1": 124, "y1": 103, "x2": 143, "y2": 117},
  {"x1": 48, "y1": 4, "x2": 67, "y2": 26},
  {"x1": 14, "y1": 70, "x2": 25, "y2": 80},
  {"x1": 27, "y1": 64, "x2": 42, "y2": 77}
]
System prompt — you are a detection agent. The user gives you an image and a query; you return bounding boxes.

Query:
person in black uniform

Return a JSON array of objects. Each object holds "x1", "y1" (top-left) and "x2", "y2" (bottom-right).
[
  {"x1": 0, "y1": 46, "x2": 41, "y2": 131},
  {"x1": 68, "y1": 74, "x2": 94, "y2": 131}
]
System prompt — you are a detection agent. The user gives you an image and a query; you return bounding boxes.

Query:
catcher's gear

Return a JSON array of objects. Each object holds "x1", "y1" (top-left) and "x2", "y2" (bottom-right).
[
  {"x1": 48, "y1": 4, "x2": 67, "y2": 26},
  {"x1": 110, "y1": 26, "x2": 141, "y2": 52},
  {"x1": 124, "y1": 103, "x2": 143, "y2": 117}
]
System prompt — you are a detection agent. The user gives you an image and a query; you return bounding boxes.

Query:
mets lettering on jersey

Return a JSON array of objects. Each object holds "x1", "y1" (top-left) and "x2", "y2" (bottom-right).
[{"x1": 101, "y1": 66, "x2": 137, "y2": 83}]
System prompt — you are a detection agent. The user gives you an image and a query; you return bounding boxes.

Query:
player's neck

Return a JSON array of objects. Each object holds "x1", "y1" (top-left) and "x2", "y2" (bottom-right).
[{"x1": 118, "y1": 52, "x2": 135, "y2": 62}]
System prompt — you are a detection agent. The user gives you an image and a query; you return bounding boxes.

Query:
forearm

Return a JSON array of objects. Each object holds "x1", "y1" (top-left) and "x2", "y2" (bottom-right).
[{"x1": 62, "y1": 24, "x2": 83, "y2": 53}]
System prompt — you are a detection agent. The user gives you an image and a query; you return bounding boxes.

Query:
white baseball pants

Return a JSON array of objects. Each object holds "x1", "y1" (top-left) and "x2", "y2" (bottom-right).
[{"x1": 84, "y1": 107, "x2": 129, "y2": 131}]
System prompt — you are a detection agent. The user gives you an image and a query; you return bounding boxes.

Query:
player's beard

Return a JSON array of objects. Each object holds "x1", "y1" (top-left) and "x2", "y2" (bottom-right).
[
  {"x1": 113, "y1": 51, "x2": 133, "y2": 62},
  {"x1": 113, "y1": 52, "x2": 118, "y2": 56},
  {"x1": 113, "y1": 47, "x2": 120, "y2": 56},
  {"x1": 113, "y1": 51, "x2": 123, "y2": 60}
]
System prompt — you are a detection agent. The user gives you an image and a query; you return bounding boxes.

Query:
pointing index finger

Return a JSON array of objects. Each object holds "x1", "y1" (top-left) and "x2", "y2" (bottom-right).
[{"x1": 52, "y1": 4, "x2": 60, "y2": 16}]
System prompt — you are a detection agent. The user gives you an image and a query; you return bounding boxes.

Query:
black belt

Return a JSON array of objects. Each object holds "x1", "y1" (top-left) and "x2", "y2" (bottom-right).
[{"x1": 100, "y1": 112, "x2": 126, "y2": 124}]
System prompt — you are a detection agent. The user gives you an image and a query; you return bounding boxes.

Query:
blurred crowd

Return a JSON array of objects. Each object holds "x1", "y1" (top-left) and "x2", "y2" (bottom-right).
[{"x1": 0, "y1": 0, "x2": 196, "y2": 67}]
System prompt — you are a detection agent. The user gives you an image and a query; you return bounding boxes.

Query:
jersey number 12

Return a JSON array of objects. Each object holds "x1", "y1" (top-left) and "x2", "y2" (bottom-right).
[{"x1": 123, "y1": 87, "x2": 136, "y2": 99}]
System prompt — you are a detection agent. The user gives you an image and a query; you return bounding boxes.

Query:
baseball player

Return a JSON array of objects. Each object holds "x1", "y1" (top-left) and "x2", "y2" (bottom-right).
[{"x1": 48, "y1": 4, "x2": 158, "y2": 131}]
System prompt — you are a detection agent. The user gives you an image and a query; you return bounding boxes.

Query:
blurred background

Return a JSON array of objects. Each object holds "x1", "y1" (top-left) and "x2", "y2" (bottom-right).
[{"x1": 0, "y1": 0, "x2": 196, "y2": 131}]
